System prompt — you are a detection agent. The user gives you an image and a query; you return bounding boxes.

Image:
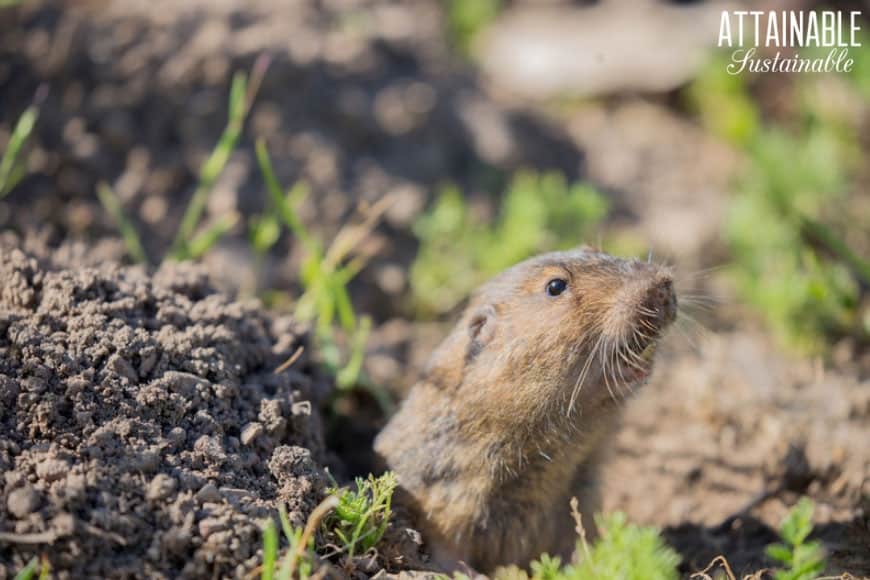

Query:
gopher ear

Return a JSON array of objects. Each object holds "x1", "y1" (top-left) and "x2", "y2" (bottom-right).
[{"x1": 467, "y1": 304, "x2": 497, "y2": 361}]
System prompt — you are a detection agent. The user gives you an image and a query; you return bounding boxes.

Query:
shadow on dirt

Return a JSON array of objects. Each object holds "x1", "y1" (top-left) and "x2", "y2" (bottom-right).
[{"x1": 666, "y1": 514, "x2": 870, "y2": 577}]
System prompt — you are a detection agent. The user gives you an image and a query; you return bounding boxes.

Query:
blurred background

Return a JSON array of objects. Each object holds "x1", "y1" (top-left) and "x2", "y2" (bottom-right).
[{"x1": 0, "y1": 0, "x2": 868, "y2": 575}]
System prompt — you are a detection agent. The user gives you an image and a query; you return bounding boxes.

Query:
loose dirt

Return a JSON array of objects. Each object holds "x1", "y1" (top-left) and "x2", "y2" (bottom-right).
[{"x1": 0, "y1": 242, "x2": 331, "y2": 579}]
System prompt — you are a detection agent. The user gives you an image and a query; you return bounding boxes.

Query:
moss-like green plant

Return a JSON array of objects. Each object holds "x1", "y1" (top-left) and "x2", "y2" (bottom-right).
[
  {"x1": 568, "y1": 513, "x2": 680, "y2": 580},
  {"x1": 494, "y1": 511, "x2": 680, "y2": 580},
  {"x1": 766, "y1": 498, "x2": 826, "y2": 580},
  {"x1": 322, "y1": 472, "x2": 397, "y2": 558},
  {"x1": 411, "y1": 171, "x2": 607, "y2": 316}
]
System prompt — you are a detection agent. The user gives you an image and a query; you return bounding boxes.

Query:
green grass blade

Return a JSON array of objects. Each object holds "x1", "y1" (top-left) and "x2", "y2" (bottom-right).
[
  {"x1": 171, "y1": 61, "x2": 265, "y2": 260},
  {"x1": 37, "y1": 560, "x2": 49, "y2": 580},
  {"x1": 277, "y1": 504, "x2": 295, "y2": 541},
  {"x1": 261, "y1": 519, "x2": 278, "y2": 580},
  {"x1": 179, "y1": 213, "x2": 238, "y2": 261},
  {"x1": 254, "y1": 139, "x2": 316, "y2": 251},
  {"x1": 276, "y1": 558, "x2": 293, "y2": 580},
  {"x1": 332, "y1": 276, "x2": 356, "y2": 333},
  {"x1": 97, "y1": 182, "x2": 148, "y2": 263},
  {"x1": 0, "y1": 106, "x2": 38, "y2": 197},
  {"x1": 171, "y1": 104, "x2": 245, "y2": 256},
  {"x1": 13, "y1": 558, "x2": 38, "y2": 580},
  {"x1": 336, "y1": 315, "x2": 371, "y2": 390},
  {"x1": 250, "y1": 214, "x2": 281, "y2": 255},
  {"x1": 228, "y1": 71, "x2": 247, "y2": 121}
]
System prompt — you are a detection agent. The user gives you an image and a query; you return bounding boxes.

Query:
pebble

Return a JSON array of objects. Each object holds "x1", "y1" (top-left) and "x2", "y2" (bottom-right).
[
  {"x1": 146, "y1": 474, "x2": 177, "y2": 501},
  {"x1": 240, "y1": 422, "x2": 263, "y2": 446},
  {"x1": 7, "y1": 485, "x2": 39, "y2": 518}
]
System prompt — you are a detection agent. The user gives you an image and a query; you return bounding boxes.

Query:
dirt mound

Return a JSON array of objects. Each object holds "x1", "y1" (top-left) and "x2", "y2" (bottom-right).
[{"x1": 0, "y1": 245, "x2": 331, "y2": 579}]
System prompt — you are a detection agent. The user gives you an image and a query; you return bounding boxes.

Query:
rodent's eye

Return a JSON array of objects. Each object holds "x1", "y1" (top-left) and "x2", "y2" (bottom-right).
[{"x1": 546, "y1": 278, "x2": 568, "y2": 297}]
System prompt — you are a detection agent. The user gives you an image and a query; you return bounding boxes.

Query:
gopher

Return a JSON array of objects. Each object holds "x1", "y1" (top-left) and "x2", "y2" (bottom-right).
[{"x1": 375, "y1": 247, "x2": 677, "y2": 571}]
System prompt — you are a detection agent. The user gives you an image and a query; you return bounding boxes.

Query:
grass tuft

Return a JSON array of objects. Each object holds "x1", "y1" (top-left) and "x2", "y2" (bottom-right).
[{"x1": 256, "y1": 139, "x2": 385, "y2": 394}]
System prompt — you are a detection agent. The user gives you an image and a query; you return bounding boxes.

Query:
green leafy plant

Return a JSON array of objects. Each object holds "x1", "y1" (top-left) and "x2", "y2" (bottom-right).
[
  {"x1": 765, "y1": 498, "x2": 826, "y2": 580},
  {"x1": 322, "y1": 472, "x2": 397, "y2": 558},
  {"x1": 411, "y1": 171, "x2": 607, "y2": 316},
  {"x1": 0, "y1": 106, "x2": 38, "y2": 198},
  {"x1": 494, "y1": 508, "x2": 680, "y2": 580},
  {"x1": 99, "y1": 57, "x2": 268, "y2": 264},
  {"x1": 256, "y1": 139, "x2": 381, "y2": 393}
]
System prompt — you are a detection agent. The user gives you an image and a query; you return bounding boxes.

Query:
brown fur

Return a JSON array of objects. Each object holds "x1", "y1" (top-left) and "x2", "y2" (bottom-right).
[{"x1": 375, "y1": 248, "x2": 677, "y2": 572}]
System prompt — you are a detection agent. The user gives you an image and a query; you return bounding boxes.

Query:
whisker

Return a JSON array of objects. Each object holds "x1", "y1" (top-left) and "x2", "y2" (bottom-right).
[
  {"x1": 610, "y1": 339, "x2": 630, "y2": 400},
  {"x1": 602, "y1": 338, "x2": 619, "y2": 404},
  {"x1": 677, "y1": 264, "x2": 728, "y2": 281},
  {"x1": 568, "y1": 331, "x2": 603, "y2": 414},
  {"x1": 677, "y1": 310, "x2": 710, "y2": 337},
  {"x1": 672, "y1": 313, "x2": 706, "y2": 352}
]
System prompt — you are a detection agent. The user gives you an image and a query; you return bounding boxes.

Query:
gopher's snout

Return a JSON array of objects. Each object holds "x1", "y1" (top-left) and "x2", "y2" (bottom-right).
[{"x1": 642, "y1": 275, "x2": 677, "y2": 331}]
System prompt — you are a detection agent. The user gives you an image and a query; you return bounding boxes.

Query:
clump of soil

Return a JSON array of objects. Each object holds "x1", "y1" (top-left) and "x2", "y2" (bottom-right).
[{"x1": 0, "y1": 243, "x2": 332, "y2": 579}]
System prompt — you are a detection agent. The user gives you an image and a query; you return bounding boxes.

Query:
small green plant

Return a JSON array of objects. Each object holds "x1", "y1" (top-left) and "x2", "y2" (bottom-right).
[
  {"x1": 765, "y1": 498, "x2": 826, "y2": 580},
  {"x1": 322, "y1": 472, "x2": 397, "y2": 558},
  {"x1": 0, "y1": 106, "x2": 38, "y2": 198},
  {"x1": 411, "y1": 171, "x2": 607, "y2": 316},
  {"x1": 256, "y1": 139, "x2": 380, "y2": 393},
  {"x1": 99, "y1": 57, "x2": 268, "y2": 264},
  {"x1": 494, "y1": 507, "x2": 680, "y2": 580},
  {"x1": 258, "y1": 474, "x2": 395, "y2": 578}
]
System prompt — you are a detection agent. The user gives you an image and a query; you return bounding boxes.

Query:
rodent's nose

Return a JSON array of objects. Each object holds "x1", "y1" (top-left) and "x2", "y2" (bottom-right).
[{"x1": 643, "y1": 276, "x2": 677, "y2": 329}]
